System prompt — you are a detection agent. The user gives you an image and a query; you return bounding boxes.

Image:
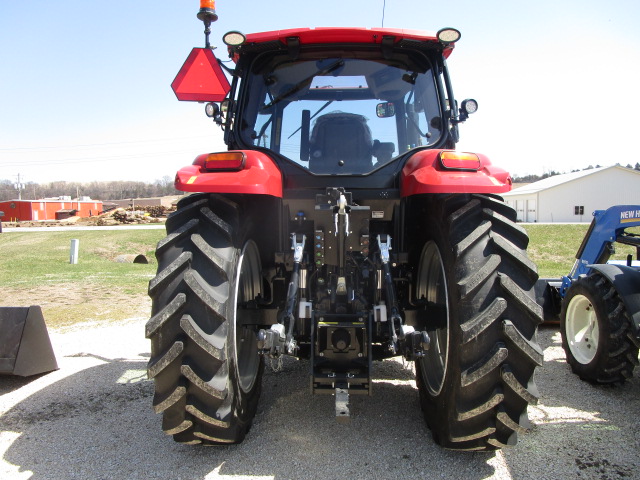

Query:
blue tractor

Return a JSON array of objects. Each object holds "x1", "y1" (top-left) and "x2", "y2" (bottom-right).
[{"x1": 555, "y1": 205, "x2": 640, "y2": 383}]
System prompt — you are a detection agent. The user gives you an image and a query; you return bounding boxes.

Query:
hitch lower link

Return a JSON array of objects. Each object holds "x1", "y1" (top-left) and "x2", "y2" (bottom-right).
[
  {"x1": 258, "y1": 232, "x2": 430, "y2": 363},
  {"x1": 257, "y1": 234, "x2": 307, "y2": 357},
  {"x1": 377, "y1": 234, "x2": 430, "y2": 361}
]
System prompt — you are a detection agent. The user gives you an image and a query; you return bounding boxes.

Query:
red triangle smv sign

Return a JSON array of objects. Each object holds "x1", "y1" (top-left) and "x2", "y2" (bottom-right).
[{"x1": 171, "y1": 48, "x2": 231, "y2": 102}]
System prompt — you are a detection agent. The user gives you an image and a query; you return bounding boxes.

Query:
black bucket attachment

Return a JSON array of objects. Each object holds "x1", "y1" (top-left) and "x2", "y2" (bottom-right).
[
  {"x1": 534, "y1": 278, "x2": 562, "y2": 324},
  {"x1": 0, "y1": 306, "x2": 58, "y2": 376}
]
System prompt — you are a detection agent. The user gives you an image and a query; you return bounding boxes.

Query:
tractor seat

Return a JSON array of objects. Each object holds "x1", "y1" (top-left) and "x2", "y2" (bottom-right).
[{"x1": 308, "y1": 113, "x2": 373, "y2": 173}]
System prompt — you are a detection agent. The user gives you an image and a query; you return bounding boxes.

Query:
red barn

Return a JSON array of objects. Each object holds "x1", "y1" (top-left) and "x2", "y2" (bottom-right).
[{"x1": 0, "y1": 198, "x2": 103, "y2": 222}]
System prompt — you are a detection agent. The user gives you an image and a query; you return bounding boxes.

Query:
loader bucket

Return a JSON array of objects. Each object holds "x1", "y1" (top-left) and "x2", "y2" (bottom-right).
[
  {"x1": 534, "y1": 278, "x2": 562, "y2": 324},
  {"x1": 0, "y1": 306, "x2": 58, "y2": 376}
]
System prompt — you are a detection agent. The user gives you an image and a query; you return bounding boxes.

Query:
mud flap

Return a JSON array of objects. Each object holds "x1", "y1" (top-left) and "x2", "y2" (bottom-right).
[{"x1": 0, "y1": 306, "x2": 58, "y2": 376}]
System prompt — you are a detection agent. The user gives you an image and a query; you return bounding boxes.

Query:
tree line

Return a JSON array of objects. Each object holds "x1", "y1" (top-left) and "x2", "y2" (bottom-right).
[
  {"x1": 0, "y1": 176, "x2": 180, "y2": 202},
  {"x1": 1, "y1": 163, "x2": 639, "y2": 202}
]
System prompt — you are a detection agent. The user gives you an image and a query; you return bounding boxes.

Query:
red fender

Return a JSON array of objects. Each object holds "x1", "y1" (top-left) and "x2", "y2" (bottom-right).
[
  {"x1": 401, "y1": 150, "x2": 512, "y2": 196},
  {"x1": 175, "y1": 150, "x2": 283, "y2": 197}
]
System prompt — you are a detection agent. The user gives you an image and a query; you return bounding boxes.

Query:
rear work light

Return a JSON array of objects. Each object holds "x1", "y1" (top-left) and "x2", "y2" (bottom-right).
[
  {"x1": 202, "y1": 152, "x2": 245, "y2": 171},
  {"x1": 439, "y1": 151, "x2": 481, "y2": 171},
  {"x1": 436, "y1": 28, "x2": 461, "y2": 45},
  {"x1": 223, "y1": 31, "x2": 246, "y2": 46}
]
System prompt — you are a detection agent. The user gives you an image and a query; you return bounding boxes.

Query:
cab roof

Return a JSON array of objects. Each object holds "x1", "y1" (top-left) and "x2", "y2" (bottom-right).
[{"x1": 240, "y1": 27, "x2": 454, "y2": 57}]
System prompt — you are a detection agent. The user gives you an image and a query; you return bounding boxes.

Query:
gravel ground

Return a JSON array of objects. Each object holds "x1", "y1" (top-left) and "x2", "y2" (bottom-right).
[{"x1": 2, "y1": 320, "x2": 640, "y2": 480}]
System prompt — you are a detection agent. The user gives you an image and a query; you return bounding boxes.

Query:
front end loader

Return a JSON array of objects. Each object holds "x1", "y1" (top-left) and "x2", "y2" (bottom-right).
[{"x1": 550, "y1": 206, "x2": 640, "y2": 384}]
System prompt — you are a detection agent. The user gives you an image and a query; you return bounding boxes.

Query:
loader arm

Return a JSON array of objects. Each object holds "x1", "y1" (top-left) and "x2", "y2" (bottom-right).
[{"x1": 564, "y1": 205, "x2": 640, "y2": 291}]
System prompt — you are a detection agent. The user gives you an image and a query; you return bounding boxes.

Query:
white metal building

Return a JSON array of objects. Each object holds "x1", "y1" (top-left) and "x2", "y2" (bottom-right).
[{"x1": 502, "y1": 166, "x2": 640, "y2": 223}]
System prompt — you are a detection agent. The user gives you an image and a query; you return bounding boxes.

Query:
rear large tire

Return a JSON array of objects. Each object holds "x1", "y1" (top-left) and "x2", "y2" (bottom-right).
[
  {"x1": 413, "y1": 194, "x2": 543, "y2": 450},
  {"x1": 560, "y1": 273, "x2": 639, "y2": 384},
  {"x1": 146, "y1": 194, "x2": 263, "y2": 444}
]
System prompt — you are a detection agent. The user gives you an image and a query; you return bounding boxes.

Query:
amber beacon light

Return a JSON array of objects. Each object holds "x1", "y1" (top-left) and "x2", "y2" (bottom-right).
[
  {"x1": 197, "y1": 0, "x2": 219, "y2": 48},
  {"x1": 198, "y1": 0, "x2": 218, "y2": 21}
]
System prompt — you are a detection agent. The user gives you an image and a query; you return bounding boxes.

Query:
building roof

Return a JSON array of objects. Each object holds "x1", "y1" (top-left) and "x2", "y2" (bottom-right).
[{"x1": 503, "y1": 166, "x2": 639, "y2": 196}]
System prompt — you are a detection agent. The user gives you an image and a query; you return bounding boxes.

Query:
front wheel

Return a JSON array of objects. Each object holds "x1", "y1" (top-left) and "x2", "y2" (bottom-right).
[
  {"x1": 561, "y1": 273, "x2": 639, "y2": 384},
  {"x1": 412, "y1": 194, "x2": 543, "y2": 450}
]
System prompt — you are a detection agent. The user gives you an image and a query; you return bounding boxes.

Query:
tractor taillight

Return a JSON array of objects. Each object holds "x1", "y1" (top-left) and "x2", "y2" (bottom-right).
[
  {"x1": 203, "y1": 152, "x2": 245, "y2": 171},
  {"x1": 439, "y1": 151, "x2": 481, "y2": 171}
]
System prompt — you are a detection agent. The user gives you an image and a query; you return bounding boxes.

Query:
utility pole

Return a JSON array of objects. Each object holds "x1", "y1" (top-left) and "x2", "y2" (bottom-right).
[{"x1": 14, "y1": 174, "x2": 25, "y2": 200}]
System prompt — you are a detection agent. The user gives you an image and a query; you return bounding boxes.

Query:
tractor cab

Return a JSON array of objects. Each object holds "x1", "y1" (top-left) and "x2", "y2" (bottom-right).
[
  {"x1": 235, "y1": 49, "x2": 447, "y2": 175},
  {"x1": 172, "y1": 26, "x2": 482, "y2": 185}
]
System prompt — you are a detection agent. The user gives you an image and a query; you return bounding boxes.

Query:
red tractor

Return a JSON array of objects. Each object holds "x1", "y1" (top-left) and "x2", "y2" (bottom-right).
[{"x1": 146, "y1": 2, "x2": 543, "y2": 450}]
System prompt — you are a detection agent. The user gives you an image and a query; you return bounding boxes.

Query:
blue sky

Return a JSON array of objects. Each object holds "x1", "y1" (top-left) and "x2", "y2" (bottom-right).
[{"x1": 1, "y1": 0, "x2": 639, "y2": 184}]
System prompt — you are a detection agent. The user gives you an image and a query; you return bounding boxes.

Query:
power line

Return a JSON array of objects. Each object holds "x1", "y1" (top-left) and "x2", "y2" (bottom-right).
[
  {"x1": 0, "y1": 148, "x2": 214, "y2": 168},
  {"x1": 0, "y1": 134, "x2": 214, "y2": 152}
]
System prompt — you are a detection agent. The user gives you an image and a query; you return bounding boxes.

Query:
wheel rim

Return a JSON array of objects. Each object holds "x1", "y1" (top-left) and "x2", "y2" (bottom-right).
[
  {"x1": 233, "y1": 241, "x2": 262, "y2": 393},
  {"x1": 416, "y1": 241, "x2": 449, "y2": 396},
  {"x1": 565, "y1": 293, "x2": 599, "y2": 365}
]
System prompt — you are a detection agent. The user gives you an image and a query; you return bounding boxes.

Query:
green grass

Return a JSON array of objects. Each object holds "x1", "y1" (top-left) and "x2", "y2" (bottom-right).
[
  {"x1": 0, "y1": 230, "x2": 164, "y2": 290},
  {"x1": 1, "y1": 224, "x2": 637, "y2": 328},
  {"x1": 523, "y1": 224, "x2": 640, "y2": 278},
  {"x1": 522, "y1": 224, "x2": 589, "y2": 278},
  {"x1": 0, "y1": 229, "x2": 165, "y2": 328}
]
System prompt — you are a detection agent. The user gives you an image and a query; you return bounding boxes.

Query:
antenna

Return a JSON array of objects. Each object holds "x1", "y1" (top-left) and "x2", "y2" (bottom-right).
[{"x1": 381, "y1": 0, "x2": 386, "y2": 28}]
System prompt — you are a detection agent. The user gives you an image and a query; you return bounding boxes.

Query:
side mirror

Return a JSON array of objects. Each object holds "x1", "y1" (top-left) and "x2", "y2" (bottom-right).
[{"x1": 376, "y1": 102, "x2": 395, "y2": 118}]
